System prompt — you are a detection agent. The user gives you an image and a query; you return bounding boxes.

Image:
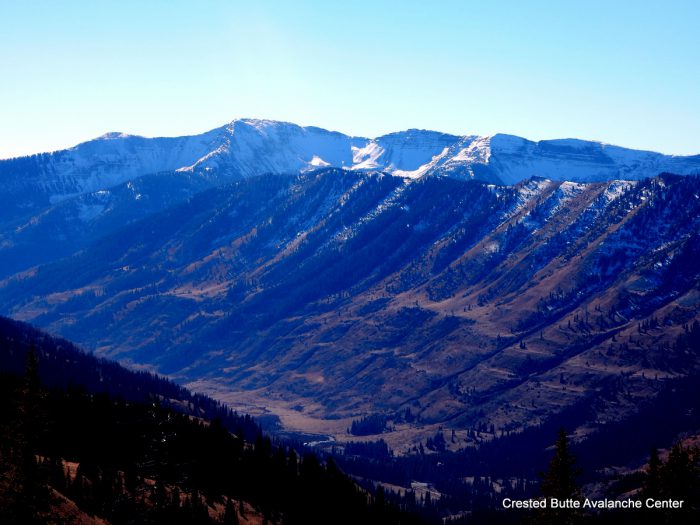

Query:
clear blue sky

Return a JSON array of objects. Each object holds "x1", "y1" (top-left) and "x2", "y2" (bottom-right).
[{"x1": 2, "y1": 0, "x2": 699, "y2": 158}]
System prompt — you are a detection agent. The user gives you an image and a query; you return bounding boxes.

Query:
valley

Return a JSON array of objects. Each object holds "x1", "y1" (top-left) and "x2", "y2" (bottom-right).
[
  {"x1": 0, "y1": 126, "x2": 698, "y2": 452},
  {"x1": 1, "y1": 119, "x2": 699, "y2": 522}
]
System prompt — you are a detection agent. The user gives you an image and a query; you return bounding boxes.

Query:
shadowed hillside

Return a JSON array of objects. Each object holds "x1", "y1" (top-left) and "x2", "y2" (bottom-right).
[
  {"x1": 0, "y1": 317, "x2": 423, "y2": 525},
  {"x1": 1, "y1": 171, "x2": 698, "y2": 452}
]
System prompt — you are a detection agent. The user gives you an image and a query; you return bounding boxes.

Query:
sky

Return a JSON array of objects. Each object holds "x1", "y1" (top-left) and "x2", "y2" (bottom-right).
[{"x1": 1, "y1": 0, "x2": 699, "y2": 158}]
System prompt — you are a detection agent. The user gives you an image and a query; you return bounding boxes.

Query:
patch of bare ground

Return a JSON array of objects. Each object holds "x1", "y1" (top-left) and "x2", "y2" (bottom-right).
[{"x1": 44, "y1": 488, "x2": 110, "y2": 525}]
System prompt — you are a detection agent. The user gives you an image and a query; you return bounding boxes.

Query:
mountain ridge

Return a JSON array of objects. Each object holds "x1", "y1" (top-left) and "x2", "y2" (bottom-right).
[
  {"x1": 2, "y1": 168, "x2": 698, "y2": 451},
  {"x1": 1, "y1": 116, "x2": 699, "y2": 455},
  {"x1": 2, "y1": 118, "x2": 699, "y2": 214}
]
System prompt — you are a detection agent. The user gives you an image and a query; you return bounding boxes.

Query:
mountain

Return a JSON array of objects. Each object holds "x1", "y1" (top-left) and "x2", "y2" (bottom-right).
[
  {"x1": 2, "y1": 118, "x2": 699, "y2": 281},
  {"x1": 0, "y1": 128, "x2": 221, "y2": 219},
  {"x1": 441, "y1": 134, "x2": 700, "y2": 185},
  {"x1": 0, "y1": 170, "x2": 227, "y2": 279},
  {"x1": 2, "y1": 119, "x2": 699, "y2": 224},
  {"x1": 3, "y1": 323, "x2": 698, "y2": 524},
  {"x1": 2, "y1": 167, "x2": 698, "y2": 452},
  {"x1": 2, "y1": 118, "x2": 700, "y2": 520},
  {"x1": 0, "y1": 316, "x2": 421, "y2": 525},
  {"x1": 0, "y1": 315, "x2": 261, "y2": 438}
]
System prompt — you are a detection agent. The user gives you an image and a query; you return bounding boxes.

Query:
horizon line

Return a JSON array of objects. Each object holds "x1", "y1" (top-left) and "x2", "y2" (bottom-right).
[{"x1": 2, "y1": 117, "x2": 698, "y2": 161}]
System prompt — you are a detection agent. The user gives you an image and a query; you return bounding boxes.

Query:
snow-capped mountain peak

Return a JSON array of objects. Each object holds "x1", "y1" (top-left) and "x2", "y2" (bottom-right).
[
  {"x1": 94, "y1": 132, "x2": 137, "y2": 141},
  {"x1": 2, "y1": 119, "x2": 699, "y2": 209}
]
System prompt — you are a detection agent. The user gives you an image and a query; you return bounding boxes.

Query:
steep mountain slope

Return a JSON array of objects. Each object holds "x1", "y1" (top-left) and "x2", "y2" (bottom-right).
[
  {"x1": 0, "y1": 315, "x2": 260, "y2": 437},
  {"x1": 1, "y1": 169, "x2": 698, "y2": 448},
  {"x1": 0, "y1": 128, "x2": 225, "y2": 220},
  {"x1": 0, "y1": 317, "x2": 420, "y2": 525},
  {"x1": 0, "y1": 170, "x2": 226, "y2": 279}
]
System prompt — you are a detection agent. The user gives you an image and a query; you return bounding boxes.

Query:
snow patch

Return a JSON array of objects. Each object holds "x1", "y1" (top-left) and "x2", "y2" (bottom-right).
[
  {"x1": 351, "y1": 142, "x2": 384, "y2": 170},
  {"x1": 483, "y1": 241, "x2": 499, "y2": 254},
  {"x1": 309, "y1": 155, "x2": 331, "y2": 167},
  {"x1": 603, "y1": 180, "x2": 636, "y2": 202}
]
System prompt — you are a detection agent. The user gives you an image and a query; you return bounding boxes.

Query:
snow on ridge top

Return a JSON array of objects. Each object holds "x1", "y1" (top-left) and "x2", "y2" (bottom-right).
[
  {"x1": 374, "y1": 128, "x2": 461, "y2": 143},
  {"x1": 230, "y1": 118, "x2": 366, "y2": 141},
  {"x1": 487, "y1": 133, "x2": 531, "y2": 152},
  {"x1": 7, "y1": 118, "x2": 700, "y2": 204},
  {"x1": 232, "y1": 118, "x2": 302, "y2": 134},
  {"x1": 540, "y1": 138, "x2": 602, "y2": 150},
  {"x1": 514, "y1": 176, "x2": 553, "y2": 196},
  {"x1": 230, "y1": 120, "x2": 461, "y2": 143},
  {"x1": 95, "y1": 132, "x2": 137, "y2": 140},
  {"x1": 511, "y1": 177, "x2": 554, "y2": 215},
  {"x1": 235, "y1": 117, "x2": 288, "y2": 128},
  {"x1": 603, "y1": 180, "x2": 636, "y2": 202},
  {"x1": 450, "y1": 136, "x2": 492, "y2": 164},
  {"x1": 42, "y1": 118, "x2": 700, "y2": 161},
  {"x1": 556, "y1": 180, "x2": 587, "y2": 198},
  {"x1": 520, "y1": 177, "x2": 553, "y2": 195},
  {"x1": 356, "y1": 130, "x2": 461, "y2": 175}
]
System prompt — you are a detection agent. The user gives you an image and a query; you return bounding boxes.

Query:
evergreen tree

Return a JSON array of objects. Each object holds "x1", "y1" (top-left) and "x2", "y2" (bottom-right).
[
  {"x1": 5, "y1": 345, "x2": 49, "y2": 524},
  {"x1": 660, "y1": 443, "x2": 699, "y2": 511},
  {"x1": 642, "y1": 448, "x2": 662, "y2": 499},
  {"x1": 538, "y1": 428, "x2": 581, "y2": 525}
]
